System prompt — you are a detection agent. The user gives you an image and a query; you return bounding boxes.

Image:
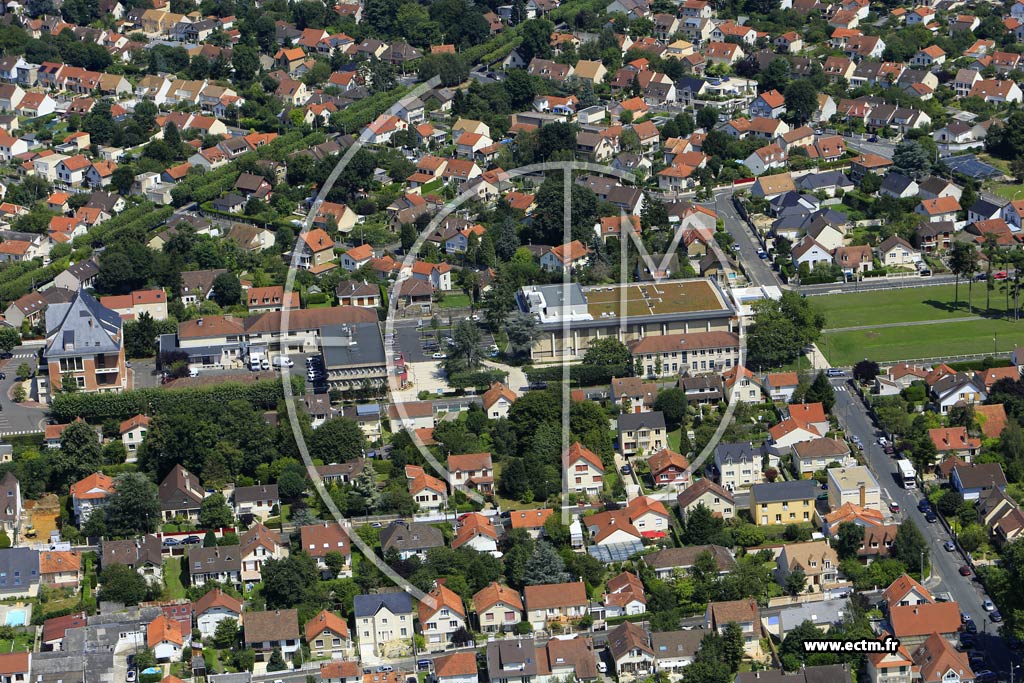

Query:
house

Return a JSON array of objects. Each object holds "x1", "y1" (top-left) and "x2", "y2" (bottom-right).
[
  {"x1": 305, "y1": 610, "x2": 351, "y2": 659},
  {"x1": 877, "y1": 236, "x2": 921, "y2": 267},
  {"x1": 240, "y1": 523, "x2": 283, "y2": 584},
  {"x1": 39, "y1": 550, "x2": 80, "y2": 589},
  {"x1": 705, "y1": 599, "x2": 762, "y2": 658},
  {"x1": 434, "y1": 652, "x2": 479, "y2": 683},
  {"x1": 676, "y1": 478, "x2": 735, "y2": 521},
  {"x1": 750, "y1": 173, "x2": 796, "y2": 200},
  {"x1": 408, "y1": 467, "x2": 447, "y2": 511},
  {"x1": 180, "y1": 269, "x2": 227, "y2": 306},
  {"x1": 296, "y1": 228, "x2": 336, "y2": 273},
  {"x1": 929, "y1": 427, "x2": 980, "y2": 461},
  {"x1": 743, "y1": 143, "x2": 787, "y2": 176},
  {"x1": 43, "y1": 288, "x2": 127, "y2": 394},
  {"x1": 233, "y1": 485, "x2": 278, "y2": 522},
  {"x1": 70, "y1": 472, "x2": 115, "y2": 522},
  {"x1": 642, "y1": 545, "x2": 736, "y2": 579},
  {"x1": 419, "y1": 579, "x2": 467, "y2": 652},
  {"x1": 507, "y1": 509, "x2": 554, "y2": 538},
  {"x1": 473, "y1": 581, "x2": 523, "y2": 633},
  {"x1": 194, "y1": 588, "x2": 243, "y2": 639},
  {"x1": 912, "y1": 633, "x2": 974, "y2": 683},
  {"x1": 888, "y1": 602, "x2": 961, "y2": 648},
  {"x1": 750, "y1": 90, "x2": 785, "y2": 119},
  {"x1": 882, "y1": 574, "x2": 933, "y2": 609},
  {"x1": 630, "y1": 331, "x2": 741, "y2": 378},
  {"x1": 148, "y1": 613, "x2": 190, "y2": 662},
  {"x1": 448, "y1": 453, "x2": 493, "y2": 494},
  {"x1": 880, "y1": 173, "x2": 919, "y2": 199},
  {"x1": 792, "y1": 438, "x2": 852, "y2": 478},
  {"x1": 969, "y1": 79, "x2": 1022, "y2": 104},
  {"x1": 300, "y1": 522, "x2": 351, "y2": 574},
  {"x1": 750, "y1": 479, "x2": 819, "y2": 526},
  {"x1": 607, "y1": 621, "x2": 655, "y2": 676},
  {"x1": 603, "y1": 571, "x2": 647, "y2": 617},
  {"x1": 713, "y1": 442, "x2": 760, "y2": 492},
  {"x1": 792, "y1": 236, "x2": 832, "y2": 270},
  {"x1": 617, "y1": 411, "x2": 666, "y2": 457},
  {"x1": 482, "y1": 381, "x2": 516, "y2": 419},
  {"x1": 647, "y1": 448, "x2": 691, "y2": 490},
  {"x1": 911, "y1": 45, "x2": 945, "y2": 67},
  {"x1": 775, "y1": 541, "x2": 840, "y2": 593},
  {"x1": 159, "y1": 464, "x2": 204, "y2": 522},
  {"x1": 765, "y1": 372, "x2": 800, "y2": 402},
  {"x1": 354, "y1": 592, "x2": 414, "y2": 660},
  {"x1": 564, "y1": 442, "x2": 605, "y2": 497},
  {"x1": 916, "y1": 196, "x2": 960, "y2": 223},
  {"x1": 524, "y1": 581, "x2": 588, "y2": 629},
  {"x1": 119, "y1": 414, "x2": 149, "y2": 454},
  {"x1": 541, "y1": 240, "x2": 591, "y2": 272},
  {"x1": 187, "y1": 545, "x2": 241, "y2": 589},
  {"x1": 930, "y1": 372, "x2": 986, "y2": 414},
  {"x1": 244, "y1": 609, "x2": 300, "y2": 663},
  {"x1": 952, "y1": 462, "x2": 1007, "y2": 501},
  {"x1": 680, "y1": 374, "x2": 725, "y2": 406},
  {"x1": 380, "y1": 520, "x2": 444, "y2": 560},
  {"x1": 827, "y1": 465, "x2": 882, "y2": 511},
  {"x1": 410, "y1": 260, "x2": 452, "y2": 290},
  {"x1": 101, "y1": 535, "x2": 162, "y2": 586},
  {"x1": 321, "y1": 661, "x2": 361, "y2": 683}
]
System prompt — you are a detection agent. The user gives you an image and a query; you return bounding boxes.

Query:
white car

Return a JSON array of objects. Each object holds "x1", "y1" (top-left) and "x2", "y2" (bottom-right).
[
  {"x1": 597, "y1": 662, "x2": 607, "y2": 673},
  {"x1": 432, "y1": 352, "x2": 447, "y2": 359},
  {"x1": 272, "y1": 355, "x2": 293, "y2": 368},
  {"x1": 188, "y1": 368, "x2": 199, "y2": 378},
  {"x1": 982, "y1": 599, "x2": 995, "y2": 612}
]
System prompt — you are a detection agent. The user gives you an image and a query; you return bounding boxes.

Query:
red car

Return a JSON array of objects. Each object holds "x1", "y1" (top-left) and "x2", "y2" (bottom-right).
[
  {"x1": 994, "y1": 271, "x2": 1008, "y2": 280},
  {"x1": 889, "y1": 502, "x2": 901, "y2": 513},
  {"x1": 959, "y1": 565, "x2": 972, "y2": 577}
]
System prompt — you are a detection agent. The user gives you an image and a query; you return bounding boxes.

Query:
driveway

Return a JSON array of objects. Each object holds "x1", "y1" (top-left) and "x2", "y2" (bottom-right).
[{"x1": 831, "y1": 377, "x2": 1014, "y2": 676}]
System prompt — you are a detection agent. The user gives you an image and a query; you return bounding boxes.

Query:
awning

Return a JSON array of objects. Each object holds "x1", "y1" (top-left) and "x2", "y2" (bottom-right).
[{"x1": 641, "y1": 531, "x2": 667, "y2": 539}]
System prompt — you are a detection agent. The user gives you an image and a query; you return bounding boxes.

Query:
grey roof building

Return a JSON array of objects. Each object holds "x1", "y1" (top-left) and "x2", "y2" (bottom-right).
[
  {"x1": 44, "y1": 287, "x2": 123, "y2": 360},
  {"x1": 734, "y1": 663, "x2": 851, "y2": 683},
  {"x1": 0, "y1": 547, "x2": 38, "y2": 595},
  {"x1": 618, "y1": 412, "x2": 667, "y2": 432},
  {"x1": 320, "y1": 322, "x2": 387, "y2": 392},
  {"x1": 379, "y1": 520, "x2": 444, "y2": 558},
  {"x1": 353, "y1": 591, "x2": 413, "y2": 618},
  {"x1": 750, "y1": 479, "x2": 819, "y2": 503},
  {"x1": 487, "y1": 638, "x2": 541, "y2": 683}
]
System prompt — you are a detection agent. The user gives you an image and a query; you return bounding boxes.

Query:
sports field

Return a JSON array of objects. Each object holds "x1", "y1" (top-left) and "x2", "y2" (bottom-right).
[
  {"x1": 815, "y1": 284, "x2": 1012, "y2": 329},
  {"x1": 815, "y1": 283, "x2": 1024, "y2": 365}
]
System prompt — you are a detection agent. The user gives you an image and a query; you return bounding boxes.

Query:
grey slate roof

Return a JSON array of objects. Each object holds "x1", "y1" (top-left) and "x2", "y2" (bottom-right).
[
  {"x1": 320, "y1": 322, "x2": 386, "y2": 369},
  {"x1": 379, "y1": 520, "x2": 444, "y2": 554},
  {"x1": 44, "y1": 288, "x2": 122, "y2": 359},
  {"x1": 750, "y1": 479, "x2": 819, "y2": 503},
  {"x1": 353, "y1": 591, "x2": 413, "y2": 617},
  {"x1": 714, "y1": 442, "x2": 757, "y2": 465},
  {"x1": 0, "y1": 548, "x2": 38, "y2": 591},
  {"x1": 618, "y1": 411, "x2": 667, "y2": 431}
]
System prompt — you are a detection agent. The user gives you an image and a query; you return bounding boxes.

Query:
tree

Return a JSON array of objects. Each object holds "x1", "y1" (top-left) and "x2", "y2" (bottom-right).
[
  {"x1": 211, "y1": 272, "x2": 241, "y2": 308},
  {"x1": 784, "y1": 568, "x2": 807, "y2": 595},
  {"x1": 203, "y1": 530, "x2": 217, "y2": 547},
  {"x1": 0, "y1": 530, "x2": 11, "y2": 549},
  {"x1": 99, "y1": 563, "x2": 151, "y2": 605},
  {"x1": 852, "y1": 359, "x2": 880, "y2": 384},
  {"x1": 892, "y1": 520, "x2": 928, "y2": 574},
  {"x1": 104, "y1": 473, "x2": 160, "y2": 537},
  {"x1": 949, "y1": 242, "x2": 977, "y2": 312},
  {"x1": 937, "y1": 489, "x2": 964, "y2": 517},
  {"x1": 444, "y1": 319, "x2": 483, "y2": 373},
  {"x1": 892, "y1": 139, "x2": 931, "y2": 178},
  {"x1": 519, "y1": 18, "x2": 555, "y2": 61},
  {"x1": 52, "y1": 421, "x2": 102, "y2": 492},
  {"x1": 266, "y1": 647, "x2": 286, "y2": 672},
  {"x1": 0, "y1": 328, "x2": 19, "y2": 354},
  {"x1": 582, "y1": 338, "x2": 631, "y2": 367},
  {"x1": 308, "y1": 417, "x2": 366, "y2": 463},
  {"x1": 748, "y1": 292, "x2": 825, "y2": 369},
  {"x1": 697, "y1": 106, "x2": 719, "y2": 131},
  {"x1": 102, "y1": 440, "x2": 127, "y2": 465},
  {"x1": 261, "y1": 553, "x2": 320, "y2": 608},
  {"x1": 654, "y1": 388, "x2": 689, "y2": 431},
  {"x1": 721, "y1": 622, "x2": 744, "y2": 673},
  {"x1": 521, "y1": 540, "x2": 570, "y2": 585},
  {"x1": 836, "y1": 521, "x2": 864, "y2": 560},
  {"x1": 400, "y1": 222, "x2": 417, "y2": 252},
  {"x1": 498, "y1": 457, "x2": 528, "y2": 500},
  {"x1": 199, "y1": 492, "x2": 234, "y2": 529},
  {"x1": 784, "y1": 80, "x2": 818, "y2": 125},
  {"x1": 805, "y1": 371, "x2": 836, "y2": 413},
  {"x1": 505, "y1": 311, "x2": 540, "y2": 357},
  {"x1": 684, "y1": 503, "x2": 725, "y2": 545},
  {"x1": 213, "y1": 616, "x2": 240, "y2": 649}
]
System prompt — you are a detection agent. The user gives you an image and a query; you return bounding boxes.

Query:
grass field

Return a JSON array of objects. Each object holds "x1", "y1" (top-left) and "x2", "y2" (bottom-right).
[
  {"x1": 821, "y1": 317, "x2": 1020, "y2": 366},
  {"x1": 815, "y1": 284, "x2": 1012, "y2": 329},
  {"x1": 163, "y1": 558, "x2": 186, "y2": 600},
  {"x1": 436, "y1": 293, "x2": 471, "y2": 309},
  {"x1": 989, "y1": 183, "x2": 1024, "y2": 201}
]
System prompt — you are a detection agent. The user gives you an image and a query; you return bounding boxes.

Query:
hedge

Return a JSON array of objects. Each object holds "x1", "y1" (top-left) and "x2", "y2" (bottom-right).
[
  {"x1": 0, "y1": 256, "x2": 70, "y2": 305},
  {"x1": 525, "y1": 363, "x2": 632, "y2": 387},
  {"x1": 447, "y1": 369, "x2": 508, "y2": 389},
  {"x1": 50, "y1": 376, "x2": 304, "y2": 423},
  {"x1": 949, "y1": 357, "x2": 1011, "y2": 371}
]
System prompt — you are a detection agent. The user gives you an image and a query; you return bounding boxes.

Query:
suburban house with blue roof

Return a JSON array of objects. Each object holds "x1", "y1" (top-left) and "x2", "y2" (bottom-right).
[
  {"x1": 43, "y1": 288, "x2": 126, "y2": 396},
  {"x1": 354, "y1": 591, "x2": 414, "y2": 661}
]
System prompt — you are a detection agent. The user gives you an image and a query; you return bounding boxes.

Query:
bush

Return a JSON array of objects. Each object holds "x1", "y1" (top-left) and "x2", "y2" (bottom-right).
[
  {"x1": 447, "y1": 369, "x2": 508, "y2": 389},
  {"x1": 305, "y1": 292, "x2": 327, "y2": 305},
  {"x1": 525, "y1": 363, "x2": 632, "y2": 387}
]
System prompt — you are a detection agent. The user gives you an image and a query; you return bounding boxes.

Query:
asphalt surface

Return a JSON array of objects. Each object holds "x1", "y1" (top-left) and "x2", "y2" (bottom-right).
[
  {"x1": 710, "y1": 191, "x2": 779, "y2": 288},
  {"x1": 831, "y1": 377, "x2": 1014, "y2": 678},
  {"x1": 0, "y1": 345, "x2": 48, "y2": 435}
]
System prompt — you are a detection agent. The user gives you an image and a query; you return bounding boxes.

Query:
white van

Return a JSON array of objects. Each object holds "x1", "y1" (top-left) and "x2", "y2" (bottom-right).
[{"x1": 272, "y1": 355, "x2": 294, "y2": 369}]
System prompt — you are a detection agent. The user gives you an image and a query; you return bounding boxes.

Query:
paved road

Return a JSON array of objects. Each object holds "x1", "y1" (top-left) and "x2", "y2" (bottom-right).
[
  {"x1": 847, "y1": 138, "x2": 898, "y2": 160},
  {"x1": 802, "y1": 274, "x2": 959, "y2": 295},
  {"x1": 831, "y1": 377, "x2": 1014, "y2": 678},
  {"x1": 0, "y1": 345, "x2": 47, "y2": 435},
  {"x1": 709, "y1": 192, "x2": 780, "y2": 289}
]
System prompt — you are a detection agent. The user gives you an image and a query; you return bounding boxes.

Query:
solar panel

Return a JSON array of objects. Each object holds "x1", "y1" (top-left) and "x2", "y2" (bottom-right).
[{"x1": 944, "y1": 154, "x2": 1002, "y2": 180}]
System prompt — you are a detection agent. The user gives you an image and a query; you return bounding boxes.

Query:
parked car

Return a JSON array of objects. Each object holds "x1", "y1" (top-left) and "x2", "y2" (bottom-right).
[
  {"x1": 162, "y1": 538, "x2": 180, "y2": 547},
  {"x1": 982, "y1": 599, "x2": 995, "y2": 612},
  {"x1": 990, "y1": 611, "x2": 1003, "y2": 623},
  {"x1": 889, "y1": 502, "x2": 900, "y2": 513},
  {"x1": 994, "y1": 271, "x2": 1008, "y2": 280},
  {"x1": 183, "y1": 535, "x2": 201, "y2": 545},
  {"x1": 878, "y1": 436, "x2": 889, "y2": 447},
  {"x1": 126, "y1": 670, "x2": 137, "y2": 683},
  {"x1": 975, "y1": 671, "x2": 997, "y2": 683},
  {"x1": 918, "y1": 499, "x2": 931, "y2": 512},
  {"x1": 826, "y1": 368, "x2": 845, "y2": 377},
  {"x1": 432, "y1": 352, "x2": 447, "y2": 359},
  {"x1": 620, "y1": 464, "x2": 633, "y2": 475},
  {"x1": 959, "y1": 565, "x2": 972, "y2": 577},
  {"x1": 963, "y1": 619, "x2": 977, "y2": 634},
  {"x1": 925, "y1": 510, "x2": 938, "y2": 522},
  {"x1": 597, "y1": 663, "x2": 608, "y2": 674},
  {"x1": 376, "y1": 665, "x2": 395, "y2": 673},
  {"x1": 944, "y1": 540, "x2": 956, "y2": 551}
]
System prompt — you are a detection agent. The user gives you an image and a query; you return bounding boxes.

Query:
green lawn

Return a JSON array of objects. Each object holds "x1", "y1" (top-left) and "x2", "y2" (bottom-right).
[
  {"x1": 821, "y1": 316, "x2": 1019, "y2": 366},
  {"x1": 163, "y1": 558, "x2": 186, "y2": 600},
  {"x1": 815, "y1": 284, "x2": 1011, "y2": 329},
  {"x1": 989, "y1": 182, "x2": 1024, "y2": 201},
  {"x1": 436, "y1": 294, "x2": 471, "y2": 309},
  {"x1": 0, "y1": 631, "x2": 33, "y2": 652}
]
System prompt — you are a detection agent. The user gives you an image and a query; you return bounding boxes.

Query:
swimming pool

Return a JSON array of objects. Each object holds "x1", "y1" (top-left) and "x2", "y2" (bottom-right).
[{"x1": 5, "y1": 609, "x2": 25, "y2": 626}]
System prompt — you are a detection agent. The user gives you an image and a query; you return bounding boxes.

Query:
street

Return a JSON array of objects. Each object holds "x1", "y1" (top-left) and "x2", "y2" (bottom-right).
[
  {"x1": 0, "y1": 346, "x2": 48, "y2": 436},
  {"x1": 831, "y1": 377, "x2": 1014, "y2": 679},
  {"x1": 710, "y1": 191, "x2": 779, "y2": 288}
]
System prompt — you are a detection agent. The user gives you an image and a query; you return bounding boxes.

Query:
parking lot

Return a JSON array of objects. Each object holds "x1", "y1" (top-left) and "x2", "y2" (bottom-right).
[{"x1": 391, "y1": 322, "x2": 496, "y2": 364}]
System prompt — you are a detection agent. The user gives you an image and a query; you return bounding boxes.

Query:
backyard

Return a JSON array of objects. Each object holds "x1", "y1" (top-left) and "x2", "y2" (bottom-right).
[{"x1": 164, "y1": 558, "x2": 187, "y2": 600}]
